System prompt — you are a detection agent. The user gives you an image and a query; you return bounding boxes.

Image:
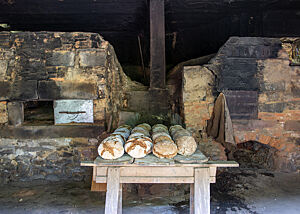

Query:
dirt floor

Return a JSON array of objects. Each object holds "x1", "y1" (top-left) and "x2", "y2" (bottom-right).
[{"x1": 0, "y1": 168, "x2": 299, "y2": 214}]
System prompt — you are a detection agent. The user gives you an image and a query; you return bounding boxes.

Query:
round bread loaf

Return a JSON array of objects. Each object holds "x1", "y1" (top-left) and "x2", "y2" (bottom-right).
[
  {"x1": 169, "y1": 125, "x2": 197, "y2": 156},
  {"x1": 125, "y1": 136, "x2": 153, "y2": 158},
  {"x1": 152, "y1": 124, "x2": 168, "y2": 133},
  {"x1": 152, "y1": 132, "x2": 172, "y2": 141},
  {"x1": 153, "y1": 140, "x2": 178, "y2": 159},
  {"x1": 98, "y1": 125, "x2": 131, "y2": 159},
  {"x1": 152, "y1": 124, "x2": 178, "y2": 159},
  {"x1": 136, "y1": 123, "x2": 152, "y2": 132},
  {"x1": 131, "y1": 126, "x2": 150, "y2": 137},
  {"x1": 98, "y1": 136, "x2": 124, "y2": 159}
]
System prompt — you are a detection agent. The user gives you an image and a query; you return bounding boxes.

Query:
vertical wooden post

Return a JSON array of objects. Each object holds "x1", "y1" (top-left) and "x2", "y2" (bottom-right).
[
  {"x1": 190, "y1": 184, "x2": 195, "y2": 214},
  {"x1": 150, "y1": 0, "x2": 166, "y2": 89},
  {"x1": 194, "y1": 168, "x2": 210, "y2": 214},
  {"x1": 105, "y1": 167, "x2": 120, "y2": 214},
  {"x1": 118, "y1": 184, "x2": 122, "y2": 214}
]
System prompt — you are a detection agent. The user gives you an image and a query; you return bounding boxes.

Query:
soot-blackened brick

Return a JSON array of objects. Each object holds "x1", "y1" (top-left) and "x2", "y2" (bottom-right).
[
  {"x1": 258, "y1": 102, "x2": 286, "y2": 113},
  {"x1": 46, "y1": 51, "x2": 75, "y2": 66},
  {"x1": 79, "y1": 50, "x2": 106, "y2": 67},
  {"x1": 10, "y1": 80, "x2": 38, "y2": 101}
]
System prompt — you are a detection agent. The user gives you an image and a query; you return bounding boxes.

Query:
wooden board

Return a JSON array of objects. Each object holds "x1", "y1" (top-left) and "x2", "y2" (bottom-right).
[
  {"x1": 174, "y1": 150, "x2": 208, "y2": 164},
  {"x1": 133, "y1": 154, "x2": 175, "y2": 165},
  {"x1": 94, "y1": 154, "x2": 134, "y2": 165},
  {"x1": 96, "y1": 176, "x2": 194, "y2": 184}
]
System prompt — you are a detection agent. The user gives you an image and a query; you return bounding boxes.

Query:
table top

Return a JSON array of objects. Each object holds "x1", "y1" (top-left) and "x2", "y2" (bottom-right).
[{"x1": 81, "y1": 150, "x2": 239, "y2": 168}]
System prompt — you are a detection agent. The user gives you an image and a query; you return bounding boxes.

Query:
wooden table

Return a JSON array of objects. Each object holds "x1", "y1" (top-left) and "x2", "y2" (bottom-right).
[{"x1": 81, "y1": 153, "x2": 238, "y2": 214}]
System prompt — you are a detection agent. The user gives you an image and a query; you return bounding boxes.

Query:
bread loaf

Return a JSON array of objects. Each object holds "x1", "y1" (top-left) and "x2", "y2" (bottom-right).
[
  {"x1": 169, "y1": 125, "x2": 197, "y2": 156},
  {"x1": 152, "y1": 124, "x2": 178, "y2": 159},
  {"x1": 98, "y1": 125, "x2": 131, "y2": 160},
  {"x1": 125, "y1": 123, "x2": 153, "y2": 158},
  {"x1": 125, "y1": 136, "x2": 152, "y2": 158}
]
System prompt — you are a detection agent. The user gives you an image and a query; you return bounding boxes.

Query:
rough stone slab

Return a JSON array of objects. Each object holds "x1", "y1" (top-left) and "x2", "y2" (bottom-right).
[
  {"x1": 45, "y1": 51, "x2": 75, "y2": 66},
  {"x1": 94, "y1": 155, "x2": 133, "y2": 165},
  {"x1": 174, "y1": 150, "x2": 208, "y2": 164},
  {"x1": 134, "y1": 154, "x2": 175, "y2": 166},
  {"x1": 0, "y1": 125, "x2": 104, "y2": 139},
  {"x1": 38, "y1": 80, "x2": 98, "y2": 99},
  {"x1": 79, "y1": 50, "x2": 106, "y2": 67}
]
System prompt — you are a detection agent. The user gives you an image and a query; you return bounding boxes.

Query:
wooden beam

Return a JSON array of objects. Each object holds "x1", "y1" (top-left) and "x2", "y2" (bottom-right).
[{"x1": 150, "y1": 0, "x2": 166, "y2": 89}]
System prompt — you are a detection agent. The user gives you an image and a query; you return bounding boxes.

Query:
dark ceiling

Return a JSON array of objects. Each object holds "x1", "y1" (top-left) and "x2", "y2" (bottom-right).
[{"x1": 1, "y1": 0, "x2": 300, "y2": 66}]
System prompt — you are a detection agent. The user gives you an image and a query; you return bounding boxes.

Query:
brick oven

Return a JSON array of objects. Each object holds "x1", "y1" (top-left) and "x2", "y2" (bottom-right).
[
  {"x1": 169, "y1": 37, "x2": 300, "y2": 172},
  {"x1": 0, "y1": 31, "x2": 136, "y2": 183}
]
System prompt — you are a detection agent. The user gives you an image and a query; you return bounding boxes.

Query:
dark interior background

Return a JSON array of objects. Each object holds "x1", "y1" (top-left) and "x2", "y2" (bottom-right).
[{"x1": 1, "y1": 0, "x2": 300, "y2": 84}]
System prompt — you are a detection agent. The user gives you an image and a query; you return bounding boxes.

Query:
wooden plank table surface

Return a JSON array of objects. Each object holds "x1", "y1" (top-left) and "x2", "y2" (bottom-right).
[{"x1": 81, "y1": 150, "x2": 239, "y2": 214}]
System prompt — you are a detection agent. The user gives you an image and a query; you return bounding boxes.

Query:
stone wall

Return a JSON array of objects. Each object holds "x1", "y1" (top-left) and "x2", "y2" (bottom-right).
[
  {"x1": 0, "y1": 32, "x2": 136, "y2": 183},
  {"x1": 181, "y1": 37, "x2": 300, "y2": 172},
  {"x1": 0, "y1": 137, "x2": 100, "y2": 184}
]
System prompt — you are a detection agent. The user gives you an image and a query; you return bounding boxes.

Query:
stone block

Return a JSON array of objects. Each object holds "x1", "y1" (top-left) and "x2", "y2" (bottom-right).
[
  {"x1": 0, "y1": 81, "x2": 10, "y2": 100},
  {"x1": 258, "y1": 102, "x2": 286, "y2": 113},
  {"x1": 0, "y1": 101, "x2": 8, "y2": 124},
  {"x1": 0, "y1": 59, "x2": 8, "y2": 77},
  {"x1": 93, "y1": 99, "x2": 106, "y2": 122},
  {"x1": 79, "y1": 50, "x2": 106, "y2": 67},
  {"x1": 46, "y1": 51, "x2": 75, "y2": 66},
  {"x1": 284, "y1": 121, "x2": 300, "y2": 131},
  {"x1": 10, "y1": 80, "x2": 38, "y2": 100},
  {"x1": 182, "y1": 66, "x2": 215, "y2": 102},
  {"x1": 38, "y1": 80, "x2": 98, "y2": 100},
  {"x1": 7, "y1": 101, "x2": 24, "y2": 126}
]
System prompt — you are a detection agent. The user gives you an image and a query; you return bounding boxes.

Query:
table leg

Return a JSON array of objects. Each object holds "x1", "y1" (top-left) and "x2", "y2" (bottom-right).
[
  {"x1": 190, "y1": 184, "x2": 194, "y2": 214},
  {"x1": 118, "y1": 184, "x2": 122, "y2": 214},
  {"x1": 194, "y1": 168, "x2": 210, "y2": 214},
  {"x1": 105, "y1": 167, "x2": 120, "y2": 214}
]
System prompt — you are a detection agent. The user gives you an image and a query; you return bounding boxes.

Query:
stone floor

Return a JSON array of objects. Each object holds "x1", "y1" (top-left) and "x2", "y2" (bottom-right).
[{"x1": 0, "y1": 168, "x2": 299, "y2": 214}]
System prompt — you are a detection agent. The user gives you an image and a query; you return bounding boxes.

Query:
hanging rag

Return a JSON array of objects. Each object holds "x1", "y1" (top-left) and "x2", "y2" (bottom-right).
[{"x1": 206, "y1": 93, "x2": 236, "y2": 149}]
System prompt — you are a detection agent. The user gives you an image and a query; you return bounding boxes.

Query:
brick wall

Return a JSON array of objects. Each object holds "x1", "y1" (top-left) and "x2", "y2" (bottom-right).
[{"x1": 182, "y1": 37, "x2": 300, "y2": 172}]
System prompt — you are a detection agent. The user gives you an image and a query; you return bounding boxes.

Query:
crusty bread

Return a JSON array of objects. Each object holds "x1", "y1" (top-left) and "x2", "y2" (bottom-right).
[
  {"x1": 152, "y1": 132, "x2": 172, "y2": 141},
  {"x1": 125, "y1": 123, "x2": 153, "y2": 158},
  {"x1": 98, "y1": 136, "x2": 125, "y2": 159},
  {"x1": 131, "y1": 126, "x2": 150, "y2": 137},
  {"x1": 152, "y1": 124, "x2": 178, "y2": 159},
  {"x1": 152, "y1": 140, "x2": 178, "y2": 159},
  {"x1": 125, "y1": 136, "x2": 152, "y2": 158},
  {"x1": 136, "y1": 123, "x2": 152, "y2": 132},
  {"x1": 169, "y1": 125, "x2": 197, "y2": 156},
  {"x1": 98, "y1": 125, "x2": 131, "y2": 160}
]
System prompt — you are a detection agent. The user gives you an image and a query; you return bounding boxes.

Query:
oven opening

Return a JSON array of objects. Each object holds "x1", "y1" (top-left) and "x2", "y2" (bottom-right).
[{"x1": 24, "y1": 101, "x2": 54, "y2": 125}]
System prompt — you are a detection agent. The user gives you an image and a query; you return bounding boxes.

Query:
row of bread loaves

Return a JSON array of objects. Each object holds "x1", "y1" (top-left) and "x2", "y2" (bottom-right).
[
  {"x1": 169, "y1": 125, "x2": 197, "y2": 156},
  {"x1": 152, "y1": 124, "x2": 178, "y2": 159}
]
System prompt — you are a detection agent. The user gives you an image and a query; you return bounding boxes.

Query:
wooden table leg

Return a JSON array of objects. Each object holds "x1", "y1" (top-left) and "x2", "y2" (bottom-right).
[
  {"x1": 118, "y1": 184, "x2": 122, "y2": 214},
  {"x1": 194, "y1": 168, "x2": 210, "y2": 214},
  {"x1": 105, "y1": 167, "x2": 120, "y2": 214},
  {"x1": 190, "y1": 184, "x2": 194, "y2": 214}
]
